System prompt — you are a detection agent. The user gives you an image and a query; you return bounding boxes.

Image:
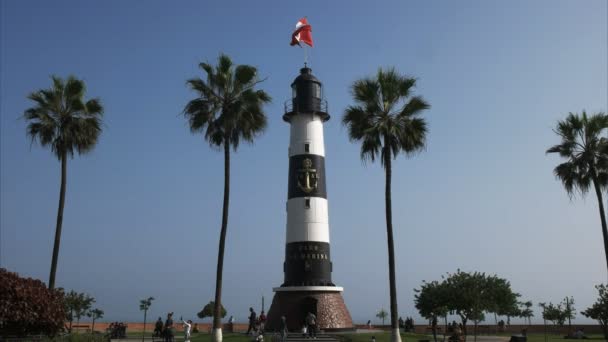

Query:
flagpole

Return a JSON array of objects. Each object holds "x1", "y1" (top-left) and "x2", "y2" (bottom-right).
[{"x1": 304, "y1": 45, "x2": 308, "y2": 67}]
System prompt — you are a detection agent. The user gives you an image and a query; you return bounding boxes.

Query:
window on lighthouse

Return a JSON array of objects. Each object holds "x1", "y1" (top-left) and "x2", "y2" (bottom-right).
[
  {"x1": 292, "y1": 84, "x2": 297, "y2": 99},
  {"x1": 313, "y1": 83, "x2": 321, "y2": 99},
  {"x1": 305, "y1": 198, "x2": 311, "y2": 209}
]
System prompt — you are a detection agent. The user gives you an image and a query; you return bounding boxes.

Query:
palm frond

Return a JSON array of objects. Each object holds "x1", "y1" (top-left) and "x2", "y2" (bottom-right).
[
  {"x1": 397, "y1": 117, "x2": 427, "y2": 154},
  {"x1": 399, "y1": 96, "x2": 430, "y2": 118},
  {"x1": 85, "y1": 99, "x2": 103, "y2": 116},
  {"x1": 352, "y1": 78, "x2": 381, "y2": 114},
  {"x1": 342, "y1": 106, "x2": 373, "y2": 141},
  {"x1": 377, "y1": 68, "x2": 401, "y2": 113},
  {"x1": 234, "y1": 65, "x2": 257, "y2": 90},
  {"x1": 398, "y1": 76, "x2": 416, "y2": 98},
  {"x1": 360, "y1": 134, "x2": 381, "y2": 164},
  {"x1": 64, "y1": 77, "x2": 85, "y2": 102}
]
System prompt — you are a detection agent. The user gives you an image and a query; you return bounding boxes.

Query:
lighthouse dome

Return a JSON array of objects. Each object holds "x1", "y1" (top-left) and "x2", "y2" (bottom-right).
[{"x1": 284, "y1": 67, "x2": 329, "y2": 122}]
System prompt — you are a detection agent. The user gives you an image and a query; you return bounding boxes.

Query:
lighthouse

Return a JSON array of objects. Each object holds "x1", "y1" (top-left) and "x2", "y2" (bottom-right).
[{"x1": 266, "y1": 67, "x2": 353, "y2": 331}]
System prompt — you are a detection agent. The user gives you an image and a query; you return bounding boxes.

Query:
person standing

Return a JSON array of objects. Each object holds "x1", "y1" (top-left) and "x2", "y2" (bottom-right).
[
  {"x1": 164, "y1": 312, "x2": 174, "y2": 342},
  {"x1": 306, "y1": 312, "x2": 317, "y2": 339},
  {"x1": 181, "y1": 317, "x2": 192, "y2": 342},
  {"x1": 154, "y1": 317, "x2": 164, "y2": 337},
  {"x1": 280, "y1": 316, "x2": 288, "y2": 342},
  {"x1": 227, "y1": 315, "x2": 235, "y2": 333},
  {"x1": 246, "y1": 307, "x2": 257, "y2": 335},
  {"x1": 259, "y1": 310, "x2": 267, "y2": 333}
]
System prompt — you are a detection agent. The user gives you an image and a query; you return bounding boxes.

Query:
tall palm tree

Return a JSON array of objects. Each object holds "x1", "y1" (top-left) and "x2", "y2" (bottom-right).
[
  {"x1": 547, "y1": 111, "x2": 608, "y2": 273},
  {"x1": 23, "y1": 76, "x2": 103, "y2": 290},
  {"x1": 183, "y1": 54, "x2": 270, "y2": 342},
  {"x1": 139, "y1": 296, "x2": 154, "y2": 342},
  {"x1": 342, "y1": 68, "x2": 429, "y2": 342}
]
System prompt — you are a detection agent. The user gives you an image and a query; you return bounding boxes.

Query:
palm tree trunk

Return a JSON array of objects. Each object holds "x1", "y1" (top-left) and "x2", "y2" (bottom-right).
[
  {"x1": 49, "y1": 151, "x2": 67, "y2": 289},
  {"x1": 69, "y1": 309, "x2": 73, "y2": 332},
  {"x1": 591, "y1": 175, "x2": 608, "y2": 273},
  {"x1": 213, "y1": 139, "x2": 230, "y2": 342},
  {"x1": 383, "y1": 144, "x2": 401, "y2": 342},
  {"x1": 142, "y1": 310, "x2": 147, "y2": 342}
]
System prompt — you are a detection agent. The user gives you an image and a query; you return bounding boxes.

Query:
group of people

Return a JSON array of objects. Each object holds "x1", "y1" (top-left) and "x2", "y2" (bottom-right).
[
  {"x1": 245, "y1": 309, "x2": 316, "y2": 342},
  {"x1": 246, "y1": 307, "x2": 268, "y2": 335},
  {"x1": 447, "y1": 321, "x2": 465, "y2": 342},
  {"x1": 107, "y1": 322, "x2": 127, "y2": 339},
  {"x1": 153, "y1": 312, "x2": 194, "y2": 342},
  {"x1": 300, "y1": 312, "x2": 317, "y2": 339},
  {"x1": 566, "y1": 328, "x2": 588, "y2": 340},
  {"x1": 398, "y1": 317, "x2": 415, "y2": 332}
]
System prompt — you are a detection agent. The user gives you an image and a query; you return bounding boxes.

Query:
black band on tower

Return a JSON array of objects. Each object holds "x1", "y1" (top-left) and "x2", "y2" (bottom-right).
[
  {"x1": 282, "y1": 241, "x2": 333, "y2": 287},
  {"x1": 287, "y1": 154, "x2": 327, "y2": 199}
]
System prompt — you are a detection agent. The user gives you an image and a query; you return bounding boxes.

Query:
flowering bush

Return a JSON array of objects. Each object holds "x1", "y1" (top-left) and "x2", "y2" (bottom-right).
[{"x1": 0, "y1": 268, "x2": 65, "y2": 337}]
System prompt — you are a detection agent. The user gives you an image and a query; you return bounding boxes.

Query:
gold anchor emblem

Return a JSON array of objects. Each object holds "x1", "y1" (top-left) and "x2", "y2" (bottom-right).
[{"x1": 297, "y1": 158, "x2": 318, "y2": 194}]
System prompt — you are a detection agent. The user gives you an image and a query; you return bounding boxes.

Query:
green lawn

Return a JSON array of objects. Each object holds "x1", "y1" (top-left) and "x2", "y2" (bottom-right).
[
  {"x1": 499, "y1": 334, "x2": 605, "y2": 342},
  {"x1": 46, "y1": 331, "x2": 608, "y2": 342},
  {"x1": 119, "y1": 332, "x2": 430, "y2": 342},
  {"x1": 335, "y1": 332, "x2": 435, "y2": 342}
]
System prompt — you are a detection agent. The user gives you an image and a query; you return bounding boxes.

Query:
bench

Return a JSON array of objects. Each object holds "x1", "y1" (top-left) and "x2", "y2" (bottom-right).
[{"x1": 72, "y1": 325, "x2": 90, "y2": 332}]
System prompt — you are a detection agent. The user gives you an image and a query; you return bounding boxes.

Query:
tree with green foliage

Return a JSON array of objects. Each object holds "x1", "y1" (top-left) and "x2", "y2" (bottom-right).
[
  {"x1": 518, "y1": 301, "x2": 534, "y2": 326},
  {"x1": 86, "y1": 308, "x2": 104, "y2": 333},
  {"x1": 183, "y1": 54, "x2": 270, "y2": 342},
  {"x1": 427, "y1": 270, "x2": 520, "y2": 341},
  {"x1": 539, "y1": 301, "x2": 572, "y2": 333},
  {"x1": 343, "y1": 68, "x2": 429, "y2": 342},
  {"x1": 486, "y1": 275, "x2": 520, "y2": 327},
  {"x1": 547, "y1": 111, "x2": 608, "y2": 274},
  {"x1": 581, "y1": 284, "x2": 608, "y2": 340},
  {"x1": 414, "y1": 280, "x2": 449, "y2": 342},
  {"x1": 443, "y1": 271, "x2": 485, "y2": 339},
  {"x1": 139, "y1": 296, "x2": 154, "y2": 342},
  {"x1": 562, "y1": 296, "x2": 576, "y2": 332},
  {"x1": 63, "y1": 290, "x2": 95, "y2": 331},
  {"x1": 538, "y1": 303, "x2": 548, "y2": 341},
  {"x1": 376, "y1": 309, "x2": 388, "y2": 326},
  {"x1": 23, "y1": 76, "x2": 104, "y2": 290},
  {"x1": 198, "y1": 301, "x2": 227, "y2": 321}
]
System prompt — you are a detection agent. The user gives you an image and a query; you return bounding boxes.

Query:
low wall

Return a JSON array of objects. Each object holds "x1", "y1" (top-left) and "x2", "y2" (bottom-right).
[
  {"x1": 356, "y1": 324, "x2": 604, "y2": 335},
  {"x1": 79, "y1": 322, "x2": 248, "y2": 333},
  {"x1": 411, "y1": 324, "x2": 604, "y2": 335},
  {"x1": 76, "y1": 322, "x2": 604, "y2": 335}
]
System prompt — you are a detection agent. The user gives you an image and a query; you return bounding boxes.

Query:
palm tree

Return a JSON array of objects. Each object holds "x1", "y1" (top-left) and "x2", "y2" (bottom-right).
[
  {"x1": 86, "y1": 308, "x2": 104, "y2": 333},
  {"x1": 342, "y1": 68, "x2": 429, "y2": 342},
  {"x1": 183, "y1": 54, "x2": 270, "y2": 342},
  {"x1": 139, "y1": 297, "x2": 154, "y2": 342},
  {"x1": 23, "y1": 76, "x2": 103, "y2": 289},
  {"x1": 547, "y1": 111, "x2": 608, "y2": 273}
]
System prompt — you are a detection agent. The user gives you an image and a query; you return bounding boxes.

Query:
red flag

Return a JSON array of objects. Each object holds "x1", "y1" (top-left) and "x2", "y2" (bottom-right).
[{"x1": 290, "y1": 17, "x2": 313, "y2": 47}]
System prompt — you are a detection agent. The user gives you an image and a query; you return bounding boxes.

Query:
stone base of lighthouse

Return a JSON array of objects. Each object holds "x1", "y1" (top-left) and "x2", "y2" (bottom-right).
[{"x1": 266, "y1": 287, "x2": 353, "y2": 331}]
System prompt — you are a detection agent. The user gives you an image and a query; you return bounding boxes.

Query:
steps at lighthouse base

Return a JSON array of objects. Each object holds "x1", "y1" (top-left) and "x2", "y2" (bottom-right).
[{"x1": 284, "y1": 333, "x2": 338, "y2": 342}]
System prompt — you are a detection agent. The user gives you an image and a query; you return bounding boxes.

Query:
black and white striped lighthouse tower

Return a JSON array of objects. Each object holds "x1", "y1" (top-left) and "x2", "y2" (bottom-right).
[{"x1": 266, "y1": 67, "x2": 353, "y2": 331}]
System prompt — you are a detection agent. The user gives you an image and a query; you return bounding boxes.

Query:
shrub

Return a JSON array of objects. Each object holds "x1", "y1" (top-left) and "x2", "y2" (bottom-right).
[{"x1": 0, "y1": 268, "x2": 65, "y2": 337}]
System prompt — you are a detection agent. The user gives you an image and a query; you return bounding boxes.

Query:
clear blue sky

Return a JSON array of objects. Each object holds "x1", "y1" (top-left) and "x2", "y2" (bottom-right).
[{"x1": 1, "y1": 0, "x2": 607, "y2": 324}]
